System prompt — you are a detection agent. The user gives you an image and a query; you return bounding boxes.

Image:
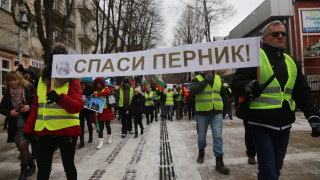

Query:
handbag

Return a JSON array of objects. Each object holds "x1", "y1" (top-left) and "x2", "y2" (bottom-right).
[{"x1": 235, "y1": 60, "x2": 285, "y2": 120}]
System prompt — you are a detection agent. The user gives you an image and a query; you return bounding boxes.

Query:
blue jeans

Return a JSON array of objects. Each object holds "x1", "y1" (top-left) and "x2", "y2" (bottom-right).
[
  {"x1": 197, "y1": 113, "x2": 224, "y2": 156},
  {"x1": 249, "y1": 125, "x2": 290, "y2": 180},
  {"x1": 166, "y1": 105, "x2": 173, "y2": 119}
]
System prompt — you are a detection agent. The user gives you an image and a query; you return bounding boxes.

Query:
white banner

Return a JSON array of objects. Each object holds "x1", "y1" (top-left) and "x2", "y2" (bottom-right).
[{"x1": 52, "y1": 37, "x2": 260, "y2": 78}]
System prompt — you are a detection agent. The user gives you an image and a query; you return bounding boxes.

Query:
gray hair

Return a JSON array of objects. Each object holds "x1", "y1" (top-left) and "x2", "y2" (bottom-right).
[{"x1": 261, "y1": 20, "x2": 285, "y2": 36}]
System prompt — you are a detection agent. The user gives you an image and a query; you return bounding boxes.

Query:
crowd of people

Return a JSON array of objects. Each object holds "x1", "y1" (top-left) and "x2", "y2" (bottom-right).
[{"x1": 1, "y1": 20, "x2": 320, "y2": 180}]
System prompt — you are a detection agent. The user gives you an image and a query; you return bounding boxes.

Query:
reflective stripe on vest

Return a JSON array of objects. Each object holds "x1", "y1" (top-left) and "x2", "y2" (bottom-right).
[
  {"x1": 94, "y1": 87, "x2": 108, "y2": 108},
  {"x1": 144, "y1": 91, "x2": 154, "y2": 106},
  {"x1": 195, "y1": 75, "x2": 223, "y2": 111},
  {"x1": 250, "y1": 49, "x2": 297, "y2": 111},
  {"x1": 165, "y1": 91, "x2": 174, "y2": 105},
  {"x1": 35, "y1": 77, "x2": 79, "y2": 131},
  {"x1": 118, "y1": 87, "x2": 134, "y2": 107}
]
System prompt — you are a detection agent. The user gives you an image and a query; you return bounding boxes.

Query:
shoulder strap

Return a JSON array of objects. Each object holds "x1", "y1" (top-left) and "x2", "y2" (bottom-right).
[{"x1": 261, "y1": 58, "x2": 286, "y2": 91}]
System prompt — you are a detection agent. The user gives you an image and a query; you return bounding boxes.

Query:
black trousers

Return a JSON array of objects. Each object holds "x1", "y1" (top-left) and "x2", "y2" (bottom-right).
[
  {"x1": 79, "y1": 111, "x2": 93, "y2": 142},
  {"x1": 98, "y1": 121, "x2": 111, "y2": 138},
  {"x1": 133, "y1": 114, "x2": 144, "y2": 132},
  {"x1": 119, "y1": 107, "x2": 132, "y2": 134},
  {"x1": 243, "y1": 120, "x2": 256, "y2": 157},
  {"x1": 37, "y1": 135, "x2": 78, "y2": 180},
  {"x1": 145, "y1": 106, "x2": 154, "y2": 124}
]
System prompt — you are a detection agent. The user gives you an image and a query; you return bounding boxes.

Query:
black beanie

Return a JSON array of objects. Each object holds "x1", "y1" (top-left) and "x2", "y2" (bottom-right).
[{"x1": 122, "y1": 78, "x2": 130, "y2": 84}]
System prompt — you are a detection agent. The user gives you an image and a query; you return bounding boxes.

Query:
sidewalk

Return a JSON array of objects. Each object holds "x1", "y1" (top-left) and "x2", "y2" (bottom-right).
[{"x1": 0, "y1": 111, "x2": 319, "y2": 180}]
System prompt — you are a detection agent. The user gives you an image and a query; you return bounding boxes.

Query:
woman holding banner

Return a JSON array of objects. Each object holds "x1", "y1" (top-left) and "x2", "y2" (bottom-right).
[
  {"x1": 92, "y1": 77, "x2": 114, "y2": 149},
  {"x1": 23, "y1": 42, "x2": 83, "y2": 180}
]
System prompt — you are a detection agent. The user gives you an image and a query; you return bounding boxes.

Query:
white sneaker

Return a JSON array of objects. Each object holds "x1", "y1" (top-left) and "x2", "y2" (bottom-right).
[
  {"x1": 107, "y1": 135, "x2": 112, "y2": 144},
  {"x1": 97, "y1": 138, "x2": 104, "y2": 149}
]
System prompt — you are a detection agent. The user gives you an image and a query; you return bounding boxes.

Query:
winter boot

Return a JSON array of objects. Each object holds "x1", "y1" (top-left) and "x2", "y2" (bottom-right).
[
  {"x1": 97, "y1": 138, "x2": 104, "y2": 149},
  {"x1": 134, "y1": 130, "x2": 138, "y2": 138},
  {"x1": 18, "y1": 164, "x2": 28, "y2": 180},
  {"x1": 27, "y1": 160, "x2": 36, "y2": 177},
  {"x1": 88, "y1": 132, "x2": 93, "y2": 143},
  {"x1": 78, "y1": 139, "x2": 84, "y2": 149},
  {"x1": 107, "y1": 134, "x2": 112, "y2": 144},
  {"x1": 197, "y1": 149, "x2": 205, "y2": 164},
  {"x1": 215, "y1": 155, "x2": 230, "y2": 174},
  {"x1": 141, "y1": 128, "x2": 144, "y2": 135}
]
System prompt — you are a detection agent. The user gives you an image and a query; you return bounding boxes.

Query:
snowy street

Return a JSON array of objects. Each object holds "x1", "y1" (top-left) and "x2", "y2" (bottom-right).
[{"x1": 0, "y1": 111, "x2": 319, "y2": 180}]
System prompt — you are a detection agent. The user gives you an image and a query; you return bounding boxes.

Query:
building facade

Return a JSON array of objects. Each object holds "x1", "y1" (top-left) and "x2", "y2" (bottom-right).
[{"x1": 0, "y1": 0, "x2": 103, "y2": 99}]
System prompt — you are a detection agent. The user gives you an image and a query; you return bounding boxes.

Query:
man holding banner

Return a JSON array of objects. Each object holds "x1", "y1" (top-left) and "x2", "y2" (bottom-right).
[
  {"x1": 190, "y1": 70, "x2": 230, "y2": 175},
  {"x1": 231, "y1": 20, "x2": 320, "y2": 180}
]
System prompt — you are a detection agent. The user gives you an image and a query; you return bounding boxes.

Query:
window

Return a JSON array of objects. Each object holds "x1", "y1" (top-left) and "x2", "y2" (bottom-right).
[
  {"x1": 67, "y1": 28, "x2": 75, "y2": 50},
  {"x1": 81, "y1": 45, "x2": 89, "y2": 54},
  {"x1": 0, "y1": 0, "x2": 11, "y2": 12},
  {"x1": 0, "y1": 58, "x2": 10, "y2": 96}
]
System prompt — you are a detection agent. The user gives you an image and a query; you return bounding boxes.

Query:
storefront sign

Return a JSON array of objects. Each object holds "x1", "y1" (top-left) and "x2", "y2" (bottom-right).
[
  {"x1": 30, "y1": 59, "x2": 45, "y2": 68},
  {"x1": 52, "y1": 37, "x2": 260, "y2": 78},
  {"x1": 302, "y1": 10, "x2": 320, "y2": 32}
]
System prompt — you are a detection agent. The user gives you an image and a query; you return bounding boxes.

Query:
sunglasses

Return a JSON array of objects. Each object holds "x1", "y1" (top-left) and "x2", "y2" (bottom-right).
[{"x1": 265, "y1": 31, "x2": 286, "y2": 37}]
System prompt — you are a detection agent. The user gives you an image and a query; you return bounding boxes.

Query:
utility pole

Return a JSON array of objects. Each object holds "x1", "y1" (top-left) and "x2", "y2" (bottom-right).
[{"x1": 16, "y1": 0, "x2": 29, "y2": 64}]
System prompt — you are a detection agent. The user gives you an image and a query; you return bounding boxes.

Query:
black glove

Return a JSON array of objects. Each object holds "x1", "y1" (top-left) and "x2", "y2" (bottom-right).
[
  {"x1": 204, "y1": 73, "x2": 214, "y2": 85},
  {"x1": 23, "y1": 132, "x2": 31, "y2": 140},
  {"x1": 308, "y1": 116, "x2": 320, "y2": 137},
  {"x1": 46, "y1": 90, "x2": 61, "y2": 104},
  {"x1": 245, "y1": 80, "x2": 261, "y2": 98}
]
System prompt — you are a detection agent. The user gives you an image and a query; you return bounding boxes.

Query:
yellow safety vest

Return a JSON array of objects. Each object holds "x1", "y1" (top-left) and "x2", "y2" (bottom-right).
[
  {"x1": 165, "y1": 91, "x2": 174, "y2": 106},
  {"x1": 118, "y1": 87, "x2": 134, "y2": 107},
  {"x1": 94, "y1": 87, "x2": 108, "y2": 108},
  {"x1": 174, "y1": 89, "x2": 183, "y2": 101},
  {"x1": 153, "y1": 88, "x2": 161, "y2": 100},
  {"x1": 34, "y1": 77, "x2": 79, "y2": 131},
  {"x1": 144, "y1": 91, "x2": 154, "y2": 106},
  {"x1": 195, "y1": 74, "x2": 223, "y2": 111},
  {"x1": 250, "y1": 49, "x2": 297, "y2": 111}
]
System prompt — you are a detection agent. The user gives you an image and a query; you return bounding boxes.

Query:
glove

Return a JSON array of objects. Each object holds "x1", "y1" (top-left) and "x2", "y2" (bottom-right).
[
  {"x1": 46, "y1": 90, "x2": 61, "y2": 104},
  {"x1": 204, "y1": 73, "x2": 214, "y2": 85},
  {"x1": 245, "y1": 80, "x2": 261, "y2": 98},
  {"x1": 23, "y1": 132, "x2": 31, "y2": 140},
  {"x1": 308, "y1": 116, "x2": 320, "y2": 137},
  {"x1": 126, "y1": 111, "x2": 129, "y2": 115}
]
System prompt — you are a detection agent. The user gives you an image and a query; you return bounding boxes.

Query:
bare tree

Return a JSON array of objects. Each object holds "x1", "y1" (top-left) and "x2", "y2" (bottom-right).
[
  {"x1": 173, "y1": 6, "x2": 205, "y2": 46},
  {"x1": 184, "y1": 0, "x2": 235, "y2": 42},
  {"x1": 94, "y1": 0, "x2": 164, "y2": 53},
  {"x1": 34, "y1": 0, "x2": 75, "y2": 63}
]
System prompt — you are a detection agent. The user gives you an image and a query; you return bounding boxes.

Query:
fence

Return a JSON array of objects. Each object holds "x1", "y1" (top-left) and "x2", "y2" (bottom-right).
[{"x1": 307, "y1": 76, "x2": 320, "y2": 110}]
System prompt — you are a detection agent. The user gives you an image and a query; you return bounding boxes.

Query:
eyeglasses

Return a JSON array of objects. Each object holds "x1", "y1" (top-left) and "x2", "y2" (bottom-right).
[{"x1": 265, "y1": 31, "x2": 286, "y2": 37}]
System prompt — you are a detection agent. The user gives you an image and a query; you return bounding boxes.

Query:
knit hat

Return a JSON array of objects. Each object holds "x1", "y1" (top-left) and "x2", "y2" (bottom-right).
[
  {"x1": 122, "y1": 78, "x2": 130, "y2": 84},
  {"x1": 134, "y1": 87, "x2": 143, "y2": 94},
  {"x1": 223, "y1": 83, "x2": 228, "y2": 87}
]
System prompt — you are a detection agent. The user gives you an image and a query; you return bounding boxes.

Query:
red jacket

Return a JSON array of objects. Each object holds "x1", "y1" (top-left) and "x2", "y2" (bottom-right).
[
  {"x1": 23, "y1": 79, "x2": 83, "y2": 136},
  {"x1": 93, "y1": 77, "x2": 114, "y2": 121}
]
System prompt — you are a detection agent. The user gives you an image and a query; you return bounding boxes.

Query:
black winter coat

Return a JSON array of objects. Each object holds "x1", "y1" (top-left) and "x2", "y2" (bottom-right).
[
  {"x1": 0, "y1": 86, "x2": 35, "y2": 142},
  {"x1": 231, "y1": 43, "x2": 318, "y2": 128},
  {"x1": 130, "y1": 94, "x2": 145, "y2": 115}
]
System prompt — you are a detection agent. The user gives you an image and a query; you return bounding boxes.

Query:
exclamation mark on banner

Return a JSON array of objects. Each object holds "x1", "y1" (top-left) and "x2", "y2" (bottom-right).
[{"x1": 246, "y1": 44, "x2": 250, "y2": 61}]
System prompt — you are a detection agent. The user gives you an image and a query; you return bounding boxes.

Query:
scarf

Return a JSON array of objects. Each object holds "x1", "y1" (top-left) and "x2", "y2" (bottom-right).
[{"x1": 10, "y1": 85, "x2": 26, "y2": 106}]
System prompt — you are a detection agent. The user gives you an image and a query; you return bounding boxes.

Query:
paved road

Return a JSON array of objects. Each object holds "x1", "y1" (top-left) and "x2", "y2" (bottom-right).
[{"x1": 0, "y1": 111, "x2": 319, "y2": 180}]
